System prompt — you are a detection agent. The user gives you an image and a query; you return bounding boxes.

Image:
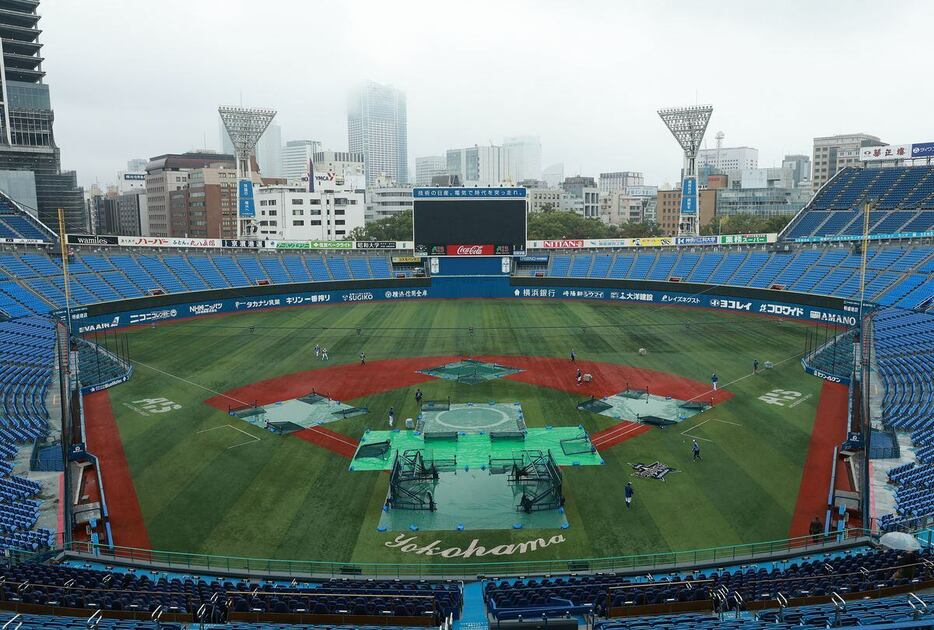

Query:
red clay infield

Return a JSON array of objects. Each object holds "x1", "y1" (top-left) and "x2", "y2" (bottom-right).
[
  {"x1": 788, "y1": 381, "x2": 850, "y2": 538},
  {"x1": 205, "y1": 355, "x2": 730, "y2": 456},
  {"x1": 83, "y1": 391, "x2": 152, "y2": 550}
]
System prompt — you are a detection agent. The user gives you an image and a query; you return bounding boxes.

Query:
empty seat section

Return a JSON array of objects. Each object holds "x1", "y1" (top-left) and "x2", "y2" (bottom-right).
[
  {"x1": 100, "y1": 271, "x2": 143, "y2": 298},
  {"x1": 774, "y1": 250, "x2": 821, "y2": 286},
  {"x1": 589, "y1": 254, "x2": 612, "y2": 278},
  {"x1": 647, "y1": 253, "x2": 677, "y2": 280},
  {"x1": 347, "y1": 257, "x2": 373, "y2": 279},
  {"x1": 669, "y1": 253, "x2": 699, "y2": 279},
  {"x1": 686, "y1": 252, "x2": 722, "y2": 283},
  {"x1": 0, "y1": 253, "x2": 35, "y2": 278},
  {"x1": 23, "y1": 278, "x2": 65, "y2": 308},
  {"x1": 627, "y1": 253, "x2": 655, "y2": 280},
  {"x1": 748, "y1": 253, "x2": 793, "y2": 288},
  {"x1": 369, "y1": 256, "x2": 392, "y2": 279},
  {"x1": 77, "y1": 254, "x2": 114, "y2": 273},
  {"x1": 163, "y1": 255, "x2": 209, "y2": 291},
  {"x1": 707, "y1": 252, "x2": 746, "y2": 284},
  {"x1": 186, "y1": 256, "x2": 230, "y2": 289},
  {"x1": 19, "y1": 253, "x2": 59, "y2": 277},
  {"x1": 137, "y1": 255, "x2": 186, "y2": 293},
  {"x1": 812, "y1": 268, "x2": 853, "y2": 295},
  {"x1": 325, "y1": 257, "x2": 351, "y2": 280},
  {"x1": 305, "y1": 256, "x2": 332, "y2": 282},
  {"x1": 213, "y1": 256, "x2": 250, "y2": 286},
  {"x1": 607, "y1": 254, "x2": 633, "y2": 279},
  {"x1": 255, "y1": 257, "x2": 287, "y2": 283},
  {"x1": 71, "y1": 274, "x2": 120, "y2": 302},
  {"x1": 569, "y1": 255, "x2": 592, "y2": 277},
  {"x1": 108, "y1": 255, "x2": 160, "y2": 292},
  {"x1": 282, "y1": 255, "x2": 311, "y2": 282},
  {"x1": 237, "y1": 256, "x2": 267, "y2": 284}
]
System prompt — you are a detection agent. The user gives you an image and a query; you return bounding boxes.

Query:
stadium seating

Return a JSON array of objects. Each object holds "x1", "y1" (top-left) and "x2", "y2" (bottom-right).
[
  {"x1": 486, "y1": 547, "x2": 932, "y2": 620},
  {"x1": 594, "y1": 590, "x2": 934, "y2": 628},
  {"x1": 0, "y1": 560, "x2": 463, "y2": 624},
  {"x1": 0, "y1": 316, "x2": 56, "y2": 553},
  {"x1": 782, "y1": 165, "x2": 934, "y2": 239},
  {"x1": 0, "y1": 194, "x2": 54, "y2": 242},
  {"x1": 874, "y1": 308, "x2": 934, "y2": 531}
]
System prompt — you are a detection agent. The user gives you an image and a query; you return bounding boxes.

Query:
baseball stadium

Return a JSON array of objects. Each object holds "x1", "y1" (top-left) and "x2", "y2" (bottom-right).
[{"x1": 0, "y1": 153, "x2": 932, "y2": 630}]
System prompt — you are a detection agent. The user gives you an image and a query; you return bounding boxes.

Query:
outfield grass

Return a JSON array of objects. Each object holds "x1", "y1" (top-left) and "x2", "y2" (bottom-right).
[{"x1": 101, "y1": 300, "x2": 825, "y2": 564}]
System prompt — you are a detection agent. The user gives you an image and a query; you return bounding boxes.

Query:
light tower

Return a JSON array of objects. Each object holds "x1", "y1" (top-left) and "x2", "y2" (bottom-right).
[
  {"x1": 218, "y1": 106, "x2": 277, "y2": 239},
  {"x1": 657, "y1": 105, "x2": 713, "y2": 235}
]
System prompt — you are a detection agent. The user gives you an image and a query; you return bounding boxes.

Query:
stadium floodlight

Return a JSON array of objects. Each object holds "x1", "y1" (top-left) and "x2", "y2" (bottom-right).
[
  {"x1": 657, "y1": 105, "x2": 713, "y2": 236},
  {"x1": 218, "y1": 105, "x2": 277, "y2": 239}
]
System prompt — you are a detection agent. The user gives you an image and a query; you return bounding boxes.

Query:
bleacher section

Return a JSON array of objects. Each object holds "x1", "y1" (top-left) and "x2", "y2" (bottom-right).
[
  {"x1": 539, "y1": 244, "x2": 934, "y2": 305},
  {"x1": 875, "y1": 308, "x2": 934, "y2": 532},
  {"x1": 0, "y1": 560, "x2": 462, "y2": 625},
  {"x1": 484, "y1": 550, "x2": 934, "y2": 627},
  {"x1": 595, "y1": 591, "x2": 934, "y2": 628},
  {"x1": 0, "y1": 316, "x2": 56, "y2": 552},
  {"x1": 0, "y1": 193, "x2": 55, "y2": 242},
  {"x1": 0, "y1": 244, "x2": 930, "y2": 314},
  {"x1": 783, "y1": 166, "x2": 934, "y2": 240}
]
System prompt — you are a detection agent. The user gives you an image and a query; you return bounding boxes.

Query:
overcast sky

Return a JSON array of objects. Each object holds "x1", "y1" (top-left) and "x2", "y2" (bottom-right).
[{"x1": 42, "y1": 0, "x2": 934, "y2": 188}]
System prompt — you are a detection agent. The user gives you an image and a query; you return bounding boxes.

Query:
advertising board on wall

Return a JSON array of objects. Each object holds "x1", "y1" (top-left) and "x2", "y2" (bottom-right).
[
  {"x1": 527, "y1": 234, "x2": 775, "y2": 250},
  {"x1": 69, "y1": 278, "x2": 857, "y2": 335}
]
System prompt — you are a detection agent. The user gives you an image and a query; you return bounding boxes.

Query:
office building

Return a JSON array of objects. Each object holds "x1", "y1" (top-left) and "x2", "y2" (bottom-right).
[
  {"x1": 598, "y1": 171, "x2": 644, "y2": 194},
  {"x1": 348, "y1": 81, "x2": 408, "y2": 187},
  {"x1": 167, "y1": 164, "x2": 264, "y2": 239},
  {"x1": 599, "y1": 192, "x2": 646, "y2": 225},
  {"x1": 656, "y1": 188, "x2": 717, "y2": 236},
  {"x1": 313, "y1": 151, "x2": 365, "y2": 183},
  {"x1": 145, "y1": 152, "x2": 234, "y2": 237},
  {"x1": 446, "y1": 145, "x2": 510, "y2": 186},
  {"x1": 812, "y1": 133, "x2": 884, "y2": 190},
  {"x1": 0, "y1": 0, "x2": 85, "y2": 231},
  {"x1": 716, "y1": 187, "x2": 810, "y2": 218},
  {"x1": 115, "y1": 190, "x2": 149, "y2": 236},
  {"x1": 503, "y1": 135, "x2": 542, "y2": 182},
  {"x1": 366, "y1": 184, "x2": 413, "y2": 223},
  {"x1": 561, "y1": 176, "x2": 599, "y2": 217},
  {"x1": 696, "y1": 146, "x2": 759, "y2": 173},
  {"x1": 254, "y1": 183, "x2": 364, "y2": 240},
  {"x1": 116, "y1": 170, "x2": 146, "y2": 194},
  {"x1": 782, "y1": 154, "x2": 811, "y2": 187},
  {"x1": 526, "y1": 185, "x2": 575, "y2": 214},
  {"x1": 282, "y1": 140, "x2": 321, "y2": 183},
  {"x1": 415, "y1": 155, "x2": 448, "y2": 186}
]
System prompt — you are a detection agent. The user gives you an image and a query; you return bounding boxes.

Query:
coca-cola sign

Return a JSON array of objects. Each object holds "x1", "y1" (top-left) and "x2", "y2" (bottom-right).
[
  {"x1": 542, "y1": 239, "x2": 584, "y2": 249},
  {"x1": 446, "y1": 244, "x2": 494, "y2": 256}
]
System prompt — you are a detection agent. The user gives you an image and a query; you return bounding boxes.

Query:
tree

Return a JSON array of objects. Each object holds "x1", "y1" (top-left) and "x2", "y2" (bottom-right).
[{"x1": 348, "y1": 210, "x2": 413, "y2": 241}]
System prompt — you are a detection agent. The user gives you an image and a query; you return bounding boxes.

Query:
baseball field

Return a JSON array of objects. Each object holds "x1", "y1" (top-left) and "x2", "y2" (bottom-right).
[{"x1": 81, "y1": 299, "x2": 848, "y2": 567}]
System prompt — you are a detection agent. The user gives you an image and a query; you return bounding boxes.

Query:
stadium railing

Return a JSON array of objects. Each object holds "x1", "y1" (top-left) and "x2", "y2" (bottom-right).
[{"x1": 49, "y1": 529, "x2": 887, "y2": 580}]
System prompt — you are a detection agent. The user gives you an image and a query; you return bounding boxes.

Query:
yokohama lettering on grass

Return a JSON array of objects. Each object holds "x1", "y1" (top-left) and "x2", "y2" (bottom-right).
[{"x1": 385, "y1": 533, "x2": 566, "y2": 557}]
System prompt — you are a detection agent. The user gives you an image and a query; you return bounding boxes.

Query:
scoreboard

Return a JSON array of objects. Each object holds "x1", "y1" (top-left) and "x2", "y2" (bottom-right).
[{"x1": 413, "y1": 187, "x2": 527, "y2": 256}]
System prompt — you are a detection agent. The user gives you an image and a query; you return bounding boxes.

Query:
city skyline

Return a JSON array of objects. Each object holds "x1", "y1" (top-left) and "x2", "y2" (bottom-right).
[{"x1": 38, "y1": 0, "x2": 934, "y2": 189}]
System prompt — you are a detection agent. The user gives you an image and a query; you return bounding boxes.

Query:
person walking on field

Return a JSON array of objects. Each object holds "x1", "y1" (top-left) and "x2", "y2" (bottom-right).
[
  {"x1": 314, "y1": 344, "x2": 320, "y2": 358},
  {"x1": 692, "y1": 439, "x2": 701, "y2": 462},
  {"x1": 576, "y1": 368, "x2": 583, "y2": 386},
  {"x1": 570, "y1": 349, "x2": 576, "y2": 362},
  {"x1": 625, "y1": 482, "x2": 634, "y2": 509},
  {"x1": 321, "y1": 347, "x2": 329, "y2": 361},
  {"x1": 711, "y1": 372, "x2": 719, "y2": 391},
  {"x1": 753, "y1": 359, "x2": 759, "y2": 374},
  {"x1": 388, "y1": 406, "x2": 395, "y2": 428},
  {"x1": 360, "y1": 351, "x2": 366, "y2": 366},
  {"x1": 415, "y1": 389, "x2": 423, "y2": 405}
]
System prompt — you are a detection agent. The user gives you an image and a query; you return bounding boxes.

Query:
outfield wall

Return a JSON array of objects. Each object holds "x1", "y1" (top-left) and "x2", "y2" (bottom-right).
[{"x1": 65, "y1": 274, "x2": 860, "y2": 334}]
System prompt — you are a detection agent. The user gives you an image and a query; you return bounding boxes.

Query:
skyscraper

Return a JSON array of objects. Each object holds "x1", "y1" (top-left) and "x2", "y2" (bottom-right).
[
  {"x1": 0, "y1": 0, "x2": 85, "y2": 231},
  {"x1": 281, "y1": 140, "x2": 321, "y2": 183},
  {"x1": 348, "y1": 81, "x2": 408, "y2": 187},
  {"x1": 503, "y1": 135, "x2": 542, "y2": 182}
]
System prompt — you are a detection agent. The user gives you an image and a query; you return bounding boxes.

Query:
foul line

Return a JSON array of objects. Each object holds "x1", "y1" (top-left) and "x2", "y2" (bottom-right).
[
  {"x1": 197, "y1": 423, "x2": 261, "y2": 450},
  {"x1": 129, "y1": 358, "x2": 251, "y2": 406},
  {"x1": 681, "y1": 350, "x2": 806, "y2": 404},
  {"x1": 306, "y1": 424, "x2": 357, "y2": 448},
  {"x1": 592, "y1": 422, "x2": 645, "y2": 446}
]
